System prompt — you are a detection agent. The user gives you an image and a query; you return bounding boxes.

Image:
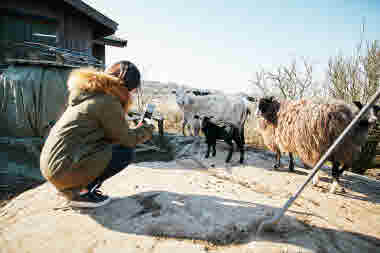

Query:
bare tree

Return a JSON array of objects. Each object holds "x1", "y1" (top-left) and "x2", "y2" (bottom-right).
[
  {"x1": 327, "y1": 40, "x2": 380, "y2": 104},
  {"x1": 135, "y1": 64, "x2": 154, "y2": 113},
  {"x1": 249, "y1": 69, "x2": 271, "y2": 96},
  {"x1": 135, "y1": 86, "x2": 153, "y2": 112},
  {"x1": 250, "y1": 57, "x2": 315, "y2": 100}
]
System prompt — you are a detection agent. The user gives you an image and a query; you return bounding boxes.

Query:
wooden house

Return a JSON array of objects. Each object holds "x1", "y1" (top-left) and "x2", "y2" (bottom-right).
[{"x1": 0, "y1": 0, "x2": 127, "y2": 68}]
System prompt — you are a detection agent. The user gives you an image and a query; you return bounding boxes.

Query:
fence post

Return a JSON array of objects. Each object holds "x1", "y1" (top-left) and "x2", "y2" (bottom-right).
[{"x1": 158, "y1": 118, "x2": 164, "y2": 148}]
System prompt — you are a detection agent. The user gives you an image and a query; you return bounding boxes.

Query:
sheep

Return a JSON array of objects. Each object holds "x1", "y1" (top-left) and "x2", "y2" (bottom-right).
[
  {"x1": 177, "y1": 104, "x2": 201, "y2": 136},
  {"x1": 200, "y1": 116, "x2": 245, "y2": 164},
  {"x1": 192, "y1": 89, "x2": 211, "y2": 96},
  {"x1": 171, "y1": 88, "x2": 203, "y2": 136},
  {"x1": 171, "y1": 86, "x2": 250, "y2": 144},
  {"x1": 255, "y1": 96, "x2": 380, "y2": 193},
  {"x1": 192, "y1": 114, "x2": 201, "y2": 137}
]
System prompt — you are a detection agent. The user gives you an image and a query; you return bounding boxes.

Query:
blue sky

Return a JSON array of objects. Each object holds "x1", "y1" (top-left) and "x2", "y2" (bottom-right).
[{"x1": 83, "y1": 0, "x2": 380, "y2": 93}]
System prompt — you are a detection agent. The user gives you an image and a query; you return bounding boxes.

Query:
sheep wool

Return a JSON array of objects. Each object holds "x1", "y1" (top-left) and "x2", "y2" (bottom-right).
[
  {"x1": 256, "y1": 96, "x2": 378, "y2": 193},
  {"x1": 258, "y1": 97, "x2": 369, "y2": 167}
]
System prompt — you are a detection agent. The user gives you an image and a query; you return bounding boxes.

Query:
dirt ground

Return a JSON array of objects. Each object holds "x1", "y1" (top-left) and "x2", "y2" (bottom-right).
[
  {"x1": 1, "y1": 145, "x2": 380, "y2": 208},
  {"x1": 1, "y1": 142, "x2": 380, "y2": 253},
  {"x1": 2, "y1": 140, "x2": 380, "y2": 253}
]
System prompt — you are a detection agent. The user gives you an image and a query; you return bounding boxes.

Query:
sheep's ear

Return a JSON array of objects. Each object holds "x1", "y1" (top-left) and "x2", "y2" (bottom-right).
[{"x1": 353, "y1": 101, "x2": 363, "y2": 110}]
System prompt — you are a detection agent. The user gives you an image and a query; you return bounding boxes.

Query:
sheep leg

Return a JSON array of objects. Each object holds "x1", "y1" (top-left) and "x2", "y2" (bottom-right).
[
  {"x1": 224, "y1": 139, "x2": 234, "y2": 163},
  {"x1": 330, "y1": 161, "x2": 342, "y2": 194},
  {"x1": 312, "y1": 170, "x2": 320, "y2": 186},
  {"x1": 205, "y1": 143, "x2": 211, "y2": 158},
  {"x1": 235, "y1": 134, "x2": 245, "y2": 164},
  {"x1": 212, "y1": 141, "x2": 216, "y2": 157},
  {"x1": 337, "y1": 165, "x2": 348, "y2": 193},
  {"x1": 238, "y1": 142, "x2": 245, "y2": 164},
  {"x1": 182, "y1": 119, "x2": 188, "y2": 136},
  {"x1": 240, "y1": 127, "x2": 245, "y2": 146},
  {"x1": 337, "y1": 165, "x2": 347, "y2": 177},
  {"x1": 330, "y1": 163, "x2": 347, "y2": 193},
  {"x1": 205, "y1": 138, "x2": 216, "y2": 159},
  {"x1": 288, "y1": 152, "x2": 294, "y2": 172},
  {"x1": 187, "y1": 124, "x2": 194, "y2": 136},
  {"x1": 237, "y1": 129, "x2": 245, "y2": 164},
  {"x1": 273, "y1": 150, "x2": 281, "y2": 169},
  {"x1": 238, "y1": 150, "x2": 245, "y2": 164},
  {"x1": 193, "y1": 125, "x2": 200, "y2": 137},
  {"x1": 205, "y1": 141, "x2": 211, "y2": 158},
  {"x1": 311, "y1": 160, "x2": 321, "y2": 186}
]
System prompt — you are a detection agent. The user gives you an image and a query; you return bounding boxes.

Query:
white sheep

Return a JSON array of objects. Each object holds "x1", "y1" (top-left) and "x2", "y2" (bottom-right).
[{"x1": 172, "y1": 86, "x2": 250, "y2": 144}]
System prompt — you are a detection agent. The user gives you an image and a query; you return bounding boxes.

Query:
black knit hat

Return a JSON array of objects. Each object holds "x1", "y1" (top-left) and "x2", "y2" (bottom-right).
[{"x1": 110, "y1": 60, "x2": 141, "y2": 91}]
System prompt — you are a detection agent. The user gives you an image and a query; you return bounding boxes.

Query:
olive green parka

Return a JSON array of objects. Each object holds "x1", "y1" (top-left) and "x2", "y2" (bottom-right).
[{"x1": 40, "y1": 69, "x2": 153, "y2": 191}]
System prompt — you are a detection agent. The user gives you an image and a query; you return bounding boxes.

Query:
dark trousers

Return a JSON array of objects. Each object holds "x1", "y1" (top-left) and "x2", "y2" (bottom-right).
[{"x1": 87, "y1": 145, "x2": 136, "y2": 191}]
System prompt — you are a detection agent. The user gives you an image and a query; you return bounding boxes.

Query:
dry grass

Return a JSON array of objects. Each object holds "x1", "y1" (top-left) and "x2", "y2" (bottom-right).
[
  {"x1": 244, "y1": 116, "x2": 265, "y2": 147},
  {"x1": 155, "y1": 103, "x2": 184, "y2": 133}
]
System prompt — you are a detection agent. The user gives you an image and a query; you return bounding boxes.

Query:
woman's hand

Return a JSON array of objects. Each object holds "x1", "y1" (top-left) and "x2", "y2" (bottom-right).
[{"x1": 137, "y1": 119, "x2": 155, "y2": 131}]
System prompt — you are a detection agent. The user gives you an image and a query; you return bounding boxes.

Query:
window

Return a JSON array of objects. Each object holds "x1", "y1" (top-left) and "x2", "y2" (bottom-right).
[
  {"x1": 0, "y1": 13, "x2": 58, "y2": 46},
  {"x1": 30, "y1": 19, "x2": 58, "y2": 45}
]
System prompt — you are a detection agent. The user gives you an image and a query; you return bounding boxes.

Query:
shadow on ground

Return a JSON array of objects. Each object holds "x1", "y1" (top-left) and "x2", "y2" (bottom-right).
[
  {"x1": 316, "y1": 172, "x2": 380, "y2": 204},
  {"x1": 77, "y1": 190, "x2": 380, "y2": 252}
]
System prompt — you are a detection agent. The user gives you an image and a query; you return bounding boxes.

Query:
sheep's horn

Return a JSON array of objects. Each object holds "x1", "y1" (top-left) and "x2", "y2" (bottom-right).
[{"x1": 353, "y1": 101, "x2": 363, "y2": 109}]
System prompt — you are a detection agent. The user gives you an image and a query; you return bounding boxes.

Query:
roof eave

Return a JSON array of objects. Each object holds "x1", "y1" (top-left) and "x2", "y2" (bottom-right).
[
  {"x1": 94, "y1": 38, "x2": 128, "y2": 48},
  {"x1": 63, "y1": 0, "x2": 118, "y2": 31}
]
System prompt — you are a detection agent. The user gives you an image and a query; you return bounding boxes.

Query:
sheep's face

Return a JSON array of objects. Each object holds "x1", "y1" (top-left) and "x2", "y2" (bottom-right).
[
  {"x1": 350, "y1": 101, "x2": 380, "y2": 147},
  {"x1": 192, "y1": 90, "x2": 211, "y2": 96},
  {"x1": 256, "y1": 96, "x2": 279, "y2": 124},
  {"x1": 201, "y1": 116, "x2": 212, "y2": 130},
  {"x1": 353, "y1": 101, "x2": 380, "y2": 125}
]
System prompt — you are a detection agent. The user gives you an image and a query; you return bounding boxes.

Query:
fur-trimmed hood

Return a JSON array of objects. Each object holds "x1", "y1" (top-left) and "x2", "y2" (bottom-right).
[{"x1": 67, "y1": 68, "x2": 131, "y2": 109}]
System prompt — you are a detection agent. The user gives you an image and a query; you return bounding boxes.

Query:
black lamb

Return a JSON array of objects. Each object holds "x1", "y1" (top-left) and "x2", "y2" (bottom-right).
[{"x1": 200, "y1": 116, "x2": 245, "y2": 164}]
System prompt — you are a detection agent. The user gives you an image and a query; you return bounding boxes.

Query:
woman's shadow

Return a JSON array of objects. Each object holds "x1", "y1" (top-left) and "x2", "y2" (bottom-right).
[{"x1": 78, "y1": 190, "x2": 380, "y2": 251}]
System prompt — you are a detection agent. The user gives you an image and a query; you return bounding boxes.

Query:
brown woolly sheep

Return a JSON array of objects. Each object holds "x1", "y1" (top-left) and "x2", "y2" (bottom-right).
[{"x1": 255, "y1": 96, "x2": 380, "y2": 193}]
